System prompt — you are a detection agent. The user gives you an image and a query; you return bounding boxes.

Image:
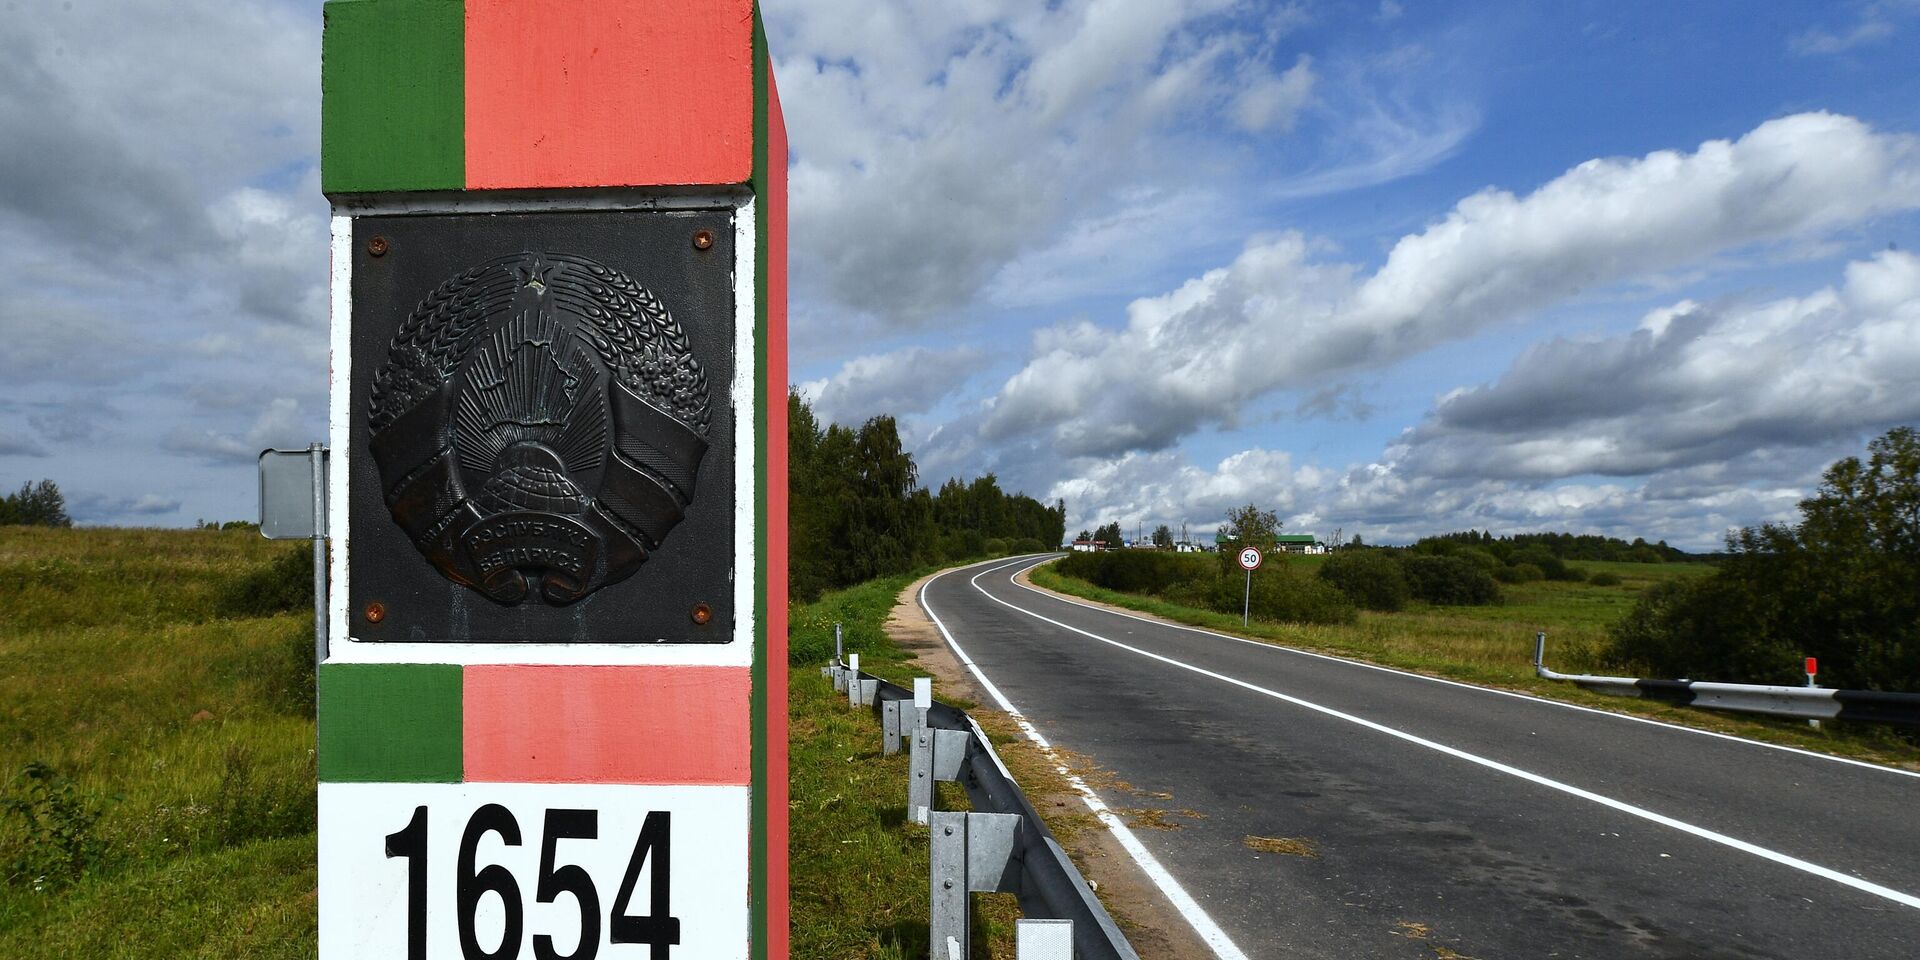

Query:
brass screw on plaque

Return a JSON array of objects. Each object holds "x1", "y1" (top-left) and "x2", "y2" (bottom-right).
[
  {"x1": 364, "y1": 601, "x2": 387, "y2": 624},
  {"x1": 691, "y1": 229, "x2": 714, "y2": 251},
  {"x1": 691, "y1": 602, "x2": 714, "y2": 625},
  {"x1": 367, "y1": 236, "x2": 390, "y2": 257}
]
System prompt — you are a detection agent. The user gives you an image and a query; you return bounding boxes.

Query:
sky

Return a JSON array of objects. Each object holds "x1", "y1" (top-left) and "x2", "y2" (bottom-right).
[{"x1": 3, "y1": 1, "x2": 1919, "y2": 550}]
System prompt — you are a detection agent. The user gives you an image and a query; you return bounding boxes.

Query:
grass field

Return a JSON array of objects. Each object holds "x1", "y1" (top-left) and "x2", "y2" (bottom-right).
[
  {"x1": 0, "y1": 526, "x2": 318, "y2": 957},
  {"x1": 0, "y1": 527, "x2": 1051, "y2": 958},
  {"x1": 1031, "y1": 555, "x2": 1920, "y2": 765}
]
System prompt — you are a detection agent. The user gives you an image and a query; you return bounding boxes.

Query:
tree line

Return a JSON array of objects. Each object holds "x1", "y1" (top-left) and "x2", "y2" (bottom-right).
[
  {"x1": 0, "y1": 480, "x2": 71, "y2": 527},
  {"x1": 788, "y1": 392, "x2": 1066, "y2": 602},
  {"x1": 1610, "y1": 426, "x2": 1920, "y2": 693}
]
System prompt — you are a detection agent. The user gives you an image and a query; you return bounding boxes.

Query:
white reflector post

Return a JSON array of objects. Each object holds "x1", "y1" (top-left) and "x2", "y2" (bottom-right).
[{"x1": 1017, "y1": 918, "x2": 1074, "y2": 959}]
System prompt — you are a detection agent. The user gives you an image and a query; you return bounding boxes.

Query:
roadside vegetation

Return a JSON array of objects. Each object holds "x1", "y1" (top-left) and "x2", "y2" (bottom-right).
[
  {"x1": 789, "y1": 392, "x2": 1065, "y2": 602},
  {"x1": 790, "y1": 567, "x2": 1096, "y2": 959},
  {"x1": 0, "y1": 527, "x2": 317, "y2": 957}
]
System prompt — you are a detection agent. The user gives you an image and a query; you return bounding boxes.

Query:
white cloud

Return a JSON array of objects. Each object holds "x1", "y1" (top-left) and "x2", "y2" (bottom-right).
[
  {"x1": 799, "y1": 346, "x2": 990, "y2": 427},
  {"x1": 977, "y1": 112, "x2": 1920, "y2": 458},
  {"x1": 161, "y1": 396, "x2": 309, "y2": 464},
  {"x1": 1399, "y1": 250, "x2": 1920, "y2": 479},
  {"x1": 767, "y1": 0, "x2": 1454, "y2": 332},
  {"x1": 1230, "y1": 55, "x2": 1316, "y2": 133},
  {"x1": 1044, "y1": 251, "x2": 1920, "y2": 550},
  {"x1": 1791, "y1": 0, "x2": 1918, "y2": 55}
]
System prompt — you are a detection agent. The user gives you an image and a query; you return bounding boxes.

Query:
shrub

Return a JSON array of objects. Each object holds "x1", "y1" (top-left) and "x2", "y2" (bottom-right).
[
  {"x1": 1317, "y1": 549, "x2": 1410, "y2": 611},
  {"x1": 218, "y1": 547, "x2": 314, "y2": 617},
  {"x1": 1, "y1": 761, "x2": 105, "y2": 890},
  {"x1": 1510, "y1": 546, "x2": 1580, "y2": 582},
  {"x1": 1496, "y1": 563, "x2": 1544, "y2": 584},
  {"x1": 1055, "y1": 550, "x2": 1212, "y2": 595},
  {"x1": 982, "y1": 537, "x2": 1010, "y2": 558},
  {"x1": 1209, "y1": 566, "x2": 1356, "y2": 625},
  {"x1": 1588, "y1": 571, "x2": 1622, "y2": 587},
  {"x1": 1402, "y1": 555, "x2": 1501, "y2": 605}
]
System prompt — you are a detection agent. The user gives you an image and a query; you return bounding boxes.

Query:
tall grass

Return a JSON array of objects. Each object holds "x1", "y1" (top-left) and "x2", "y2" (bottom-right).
[{"x1": 0, "y1": 527, "x2": 317, "y2": 955}]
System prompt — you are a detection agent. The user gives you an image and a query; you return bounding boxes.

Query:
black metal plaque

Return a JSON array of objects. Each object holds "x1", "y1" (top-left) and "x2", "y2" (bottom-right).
[{"x1": 349, "y1": 209, "x2": 735, "y2": 643}]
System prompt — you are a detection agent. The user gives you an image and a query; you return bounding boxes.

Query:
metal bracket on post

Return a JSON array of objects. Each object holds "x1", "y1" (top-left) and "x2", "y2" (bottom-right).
[
  {"x1": 930, "y1": 811, "x2": 1024, "y2": 960},
  {"x1": 909, "y1": 725, "x2": 973, "y2": 824},
  {"x1": 933, "y1": 728, "x2": 970, "y2": 781},
  {"x1": 846, "y1": 654, "x2": 862, "y2": 706},
  {"x1": 856, "y1": 678, "x2": 878, "y2": 707}
]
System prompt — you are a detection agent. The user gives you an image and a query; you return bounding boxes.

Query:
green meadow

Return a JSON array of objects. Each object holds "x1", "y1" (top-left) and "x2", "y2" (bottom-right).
[
  {"x1": 0, "y1": 527, "x2": 1038, "y2": 958},
  {"x1": 0, "y1": 527, "x2": 317, "y2": 957}
]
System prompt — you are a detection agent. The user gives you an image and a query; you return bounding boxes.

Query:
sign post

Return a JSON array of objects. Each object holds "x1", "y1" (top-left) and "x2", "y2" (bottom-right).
[
  {"x1": 316, "y1": 3, "x2": 788, "y2": 958},
  {"x1": 258, "y1": 445, "x2": 330, "y2": 664},
  {"x1": 1806, "y1": 657, "x2": 1820, "y2": 729},
  {"x1": 1237, "y1": 546, "x2": 1262, "y2": 627}
]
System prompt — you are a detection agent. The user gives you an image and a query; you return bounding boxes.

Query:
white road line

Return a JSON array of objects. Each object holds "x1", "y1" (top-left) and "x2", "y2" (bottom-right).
[
  {"x1": 1007, "y1": 557, "x2": 1920, "y2": 781},
  {"x1": 966, "y1": 558, "x2": 1920, "y2": 912},
  {"x1": 921, "y1": 558, "x2": 1252, "y2": 960}
]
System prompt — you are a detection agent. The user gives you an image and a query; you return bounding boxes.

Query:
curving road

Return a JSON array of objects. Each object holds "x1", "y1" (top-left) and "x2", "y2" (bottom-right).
[{"x1": 921, "y1": 556, "x2": 1920, "y2": 959}]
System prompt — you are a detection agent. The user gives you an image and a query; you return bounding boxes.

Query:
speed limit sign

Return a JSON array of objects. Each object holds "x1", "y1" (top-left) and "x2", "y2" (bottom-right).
[{"x1": 1238, "y1": 546, "x2": 1263, "y2": 570}]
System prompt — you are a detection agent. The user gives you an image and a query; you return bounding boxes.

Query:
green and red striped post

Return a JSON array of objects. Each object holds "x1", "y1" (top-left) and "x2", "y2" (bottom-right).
[{"x1": 318, "y1": 2, "x2": 787, "y2": 957}]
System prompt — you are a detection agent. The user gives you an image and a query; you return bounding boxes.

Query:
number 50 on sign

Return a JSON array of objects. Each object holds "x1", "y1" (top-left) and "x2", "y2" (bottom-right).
[{"x1": 320, "y1": 784, "x2": 746, "y2": 959}]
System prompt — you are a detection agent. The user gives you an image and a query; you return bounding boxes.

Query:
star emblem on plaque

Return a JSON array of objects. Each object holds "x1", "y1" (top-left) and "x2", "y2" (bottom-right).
[{"x1": 366, "y1": 252, "x2": 711, "y2": 606}]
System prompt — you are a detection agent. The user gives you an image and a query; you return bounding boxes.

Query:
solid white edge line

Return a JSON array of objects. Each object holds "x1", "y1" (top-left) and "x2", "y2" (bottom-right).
[
  {"x1": 977, "y1": 558, "x2": 1920, "y2": 912},
  {"x1": 1011, "y1": 556, "x2": 1920, "y2": 781},
  {"x1": 920, "y1": 557, "x2": 1252, "y2": 960}
]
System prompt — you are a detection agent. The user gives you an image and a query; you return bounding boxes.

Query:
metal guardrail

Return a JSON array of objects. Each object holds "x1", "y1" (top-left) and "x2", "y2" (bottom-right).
[
  {"x1": 824, "y1": 651, "x2": 1140, "y2": 960},
  {"x1": 1533, "y1": 632, "x2": 1920, "y2": 727}
]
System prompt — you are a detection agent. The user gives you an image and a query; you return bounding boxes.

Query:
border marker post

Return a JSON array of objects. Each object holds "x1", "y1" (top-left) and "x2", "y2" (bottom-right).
[{"x1": 315, "y1": 3, "x2": 788, "y2": 957}]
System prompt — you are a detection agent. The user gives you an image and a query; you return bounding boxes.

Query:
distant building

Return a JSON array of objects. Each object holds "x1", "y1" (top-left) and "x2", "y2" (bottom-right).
[
  {"x1": 1070, "y1": 539, "x2": 1096, "y2": 552},
  {"x1": 1276, "y1": 534, "x2": 1326, "y2": 555},
  {"x1": 1211, "y1": 532, "x2": 1327, "y2": 555}
]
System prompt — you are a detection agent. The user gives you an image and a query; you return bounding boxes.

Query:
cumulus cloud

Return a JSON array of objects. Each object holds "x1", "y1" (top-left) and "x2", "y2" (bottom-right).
[
  {"x1": 1043, "y1": 251, "x2": 1920, "y2": 550},
  {"x1": 768, "y1": 0, "x2": 1459, "y2": 332},
  {"x1": 0, "y1": 0, "x2": 325, "y2": 522},
  {"x1": 1399, "y1": 250, "x2": 1920, "y2": 479},
  {"x1": 799, "y1": 346, "x2": 989, "y2": 428},
  {"x1": 161, "y1": 397, "x2": 309, "y2": 464},
  {"x1": 977, "y1": 112, "x2": 1920, "y2": 458}
]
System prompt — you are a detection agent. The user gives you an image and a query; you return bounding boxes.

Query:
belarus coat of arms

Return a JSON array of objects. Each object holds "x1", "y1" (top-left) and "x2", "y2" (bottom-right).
[{"x1": 367, "y1": 252, "x2": 710, "y2": 606}]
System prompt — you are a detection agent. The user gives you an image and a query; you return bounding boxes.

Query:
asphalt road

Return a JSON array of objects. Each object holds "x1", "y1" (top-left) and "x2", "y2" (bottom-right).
[{"x1": 922, "y1": 556, "x2": 1920, "y2": 959}]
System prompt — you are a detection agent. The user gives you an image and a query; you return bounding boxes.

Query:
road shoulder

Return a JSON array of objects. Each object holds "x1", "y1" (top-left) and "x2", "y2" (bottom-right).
[{"x1": 887, "y1": 565, "x2": 1221, "y2": 960}]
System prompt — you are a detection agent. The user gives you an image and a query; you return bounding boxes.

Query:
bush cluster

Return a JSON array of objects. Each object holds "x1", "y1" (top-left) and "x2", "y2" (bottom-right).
[
  {"x1": 1315, "y1": 549, "x2": 1410, "y2": 611},
  {"x1": 1608, "y1": 427, "x2": 1920, "y2": 694},
  {"x1": 1056, "y1": 551, "x2": 1356, "y2": 625}
]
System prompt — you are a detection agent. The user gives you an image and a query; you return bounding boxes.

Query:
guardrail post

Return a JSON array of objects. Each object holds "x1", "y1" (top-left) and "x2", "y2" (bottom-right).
[
  {"x1": 1017, "y1": 918, "x2": 1075, "y2": 959},
  {"x1": 910, "y1": 722, "x2": 935, "y2": 824},
  {"x1": 847, "y1": 653, "x2": 862, "y2": 707},
  {"x1": 930, "y1": 811, "x2": 1022, "y2": 960},
  {"x1": 857, "y1": 678, "x2": 878, "y2": 707},
  {"x1": 883, "y1": 698, "x2": 905, "y2": 754},
  {"x1": 909, "y1": 677, "x2": 936, "y2": 823}
]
